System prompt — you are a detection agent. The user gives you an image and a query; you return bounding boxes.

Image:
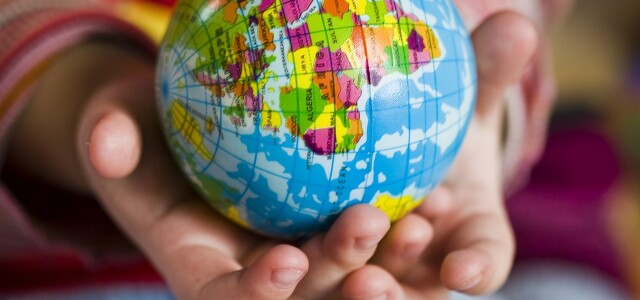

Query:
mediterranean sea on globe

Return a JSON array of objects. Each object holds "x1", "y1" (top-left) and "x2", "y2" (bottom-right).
[{"x1": 156, "y1": 0, "x2": 476, "y2": 239}]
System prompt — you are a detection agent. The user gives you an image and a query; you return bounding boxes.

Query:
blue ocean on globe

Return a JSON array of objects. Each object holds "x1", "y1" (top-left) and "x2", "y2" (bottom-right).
[{"x1": 156, "y1": 0, "x2": 476, "y2": 239}]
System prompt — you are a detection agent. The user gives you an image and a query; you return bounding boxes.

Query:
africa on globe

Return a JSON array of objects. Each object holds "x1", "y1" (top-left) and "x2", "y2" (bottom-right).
[{"x1": 156, "y1": 0, "x2": 476, "y2": 239}]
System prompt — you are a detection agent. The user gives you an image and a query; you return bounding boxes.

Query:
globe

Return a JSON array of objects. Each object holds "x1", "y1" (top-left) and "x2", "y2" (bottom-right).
[{"x1": 156, "y1": 0, "x2": 476, "y2": 239}]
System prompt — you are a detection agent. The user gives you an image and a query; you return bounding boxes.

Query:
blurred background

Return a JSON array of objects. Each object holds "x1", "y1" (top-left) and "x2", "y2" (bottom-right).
[{"x1": 501, "y1": 0, "x2": 640, "y2": 298}]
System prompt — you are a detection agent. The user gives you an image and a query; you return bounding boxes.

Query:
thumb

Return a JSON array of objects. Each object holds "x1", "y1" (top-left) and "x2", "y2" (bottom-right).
[
  {"x1": 87, "y1": 109, "x2": 141, "y2": 179},
  {"x1": 80, "y1": 75, "x2": 153, "y2": 180},
  {"x1": 472, "y1": 11, "x2": 538, "y2": 127}
]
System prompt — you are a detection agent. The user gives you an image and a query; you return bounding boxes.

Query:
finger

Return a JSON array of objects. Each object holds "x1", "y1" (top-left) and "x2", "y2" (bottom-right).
[
  {"x1": 370, "y1": 213, "x2": 432, "y2": 278},
  {"x1": 454, "y1": 0, "x2": 568, "y2": 31},
  {"x1": 341, "y1": 265, "x2": 404, "y2": 300},
  {"x1": 472, "y1": 11, "x2": 538, "y2": 126},
  {"x1": 88, "y1": 111, "x2": 141, "y2": 179},
  {"x1": 439, "y1": 210, "x2": 514, "y2": 295},
  {"x1": 435, "y1": 11, "x2": 534, "y2": 295},
  {"x1": 446, "y1": 11, "x2": 538, "y2": 188},
  {"x1": 417, "y1": 187, "x2": 454, "y2": 220},
  {"x1": 199, "y1": 244, "x2": 308, "y2": 300},
  {"x1": 518, "y1": 44, "x2": 556, "y2": 178},
  {"x1": 5, "y1": 40, "x2": 151, "y2": 193},
  {"x1": 540, "y1": 0, "x2": 575, "y2": 27},
  {"x1": 341, "y1": 265, "x2": 449, "y2": 300},
  {"x1": 293, "y1": 205, "x2": 390, "y2": 299},
  {"x1": 77, "y1": 75, "x2": 261, "y2": 299},
  {"x1": 453, "y1": 0, "x2": 512, "y2": 31}
]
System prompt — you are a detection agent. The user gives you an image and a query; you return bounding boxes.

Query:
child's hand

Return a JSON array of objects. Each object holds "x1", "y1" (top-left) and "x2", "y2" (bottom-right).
[
  {"x1": 7, "y1": 38, "x2": 397, "y2": 299},
  {"x1": 80, "y1": 74, "x2": 405, "y2": 299},
  {"x1": 336, "y1": 11, "x2": 539, "y2": 299},
  {"x1": 339, "y1": 1, "x2": 575, "y2": 296}
]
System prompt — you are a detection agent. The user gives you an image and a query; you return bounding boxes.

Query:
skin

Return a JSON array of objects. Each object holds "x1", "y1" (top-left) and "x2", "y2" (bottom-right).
[
  {"x1": 455, "y1": 0, "x2": 575, "y2": 191},
  {"x1": 3, "y1": 1, "x2": 572, "y2": 299}
]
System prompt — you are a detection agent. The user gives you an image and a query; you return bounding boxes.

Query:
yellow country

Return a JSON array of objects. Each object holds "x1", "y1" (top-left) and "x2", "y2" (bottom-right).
[
  {"x1": 171, "y1": 101, "x2": 214, "y2": 162},
  {"x1": 288, "y1": 46, "x2": 319, "y2": 89},
  {"x1": 227, "y1": 206, "x2": 250, "y2": 229},
  {"x1": 420, "y1": 25, "x2": 442, "y2": 59},
  {"x1": 345, "y1": 0, "x2": 367, "y2": 15},
  {"x1": 373, "y1": 194, "x2": 422, "y2": 221},
  {"x1": 261, "y1": 102, "x2": 283, "y2": 131},
  {"x1": 314, "y1": 103, "x2": 337, "y2": 128}
]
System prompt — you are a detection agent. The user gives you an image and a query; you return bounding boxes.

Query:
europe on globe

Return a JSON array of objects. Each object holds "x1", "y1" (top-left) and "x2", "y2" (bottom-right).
[{"x1": 156, "y1": 0, "x2": 476, "y2": 239}]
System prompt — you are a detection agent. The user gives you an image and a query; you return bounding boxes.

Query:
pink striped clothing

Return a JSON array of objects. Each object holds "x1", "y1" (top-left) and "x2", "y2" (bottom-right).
[{"x1": 0, "y1": 0, "x2": 163, "y2": 294}]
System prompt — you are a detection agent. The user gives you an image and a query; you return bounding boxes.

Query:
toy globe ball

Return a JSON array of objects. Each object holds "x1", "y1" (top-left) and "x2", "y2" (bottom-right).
[{"x1": 156, "y1": 0, "x2": 476, "y2": 239}]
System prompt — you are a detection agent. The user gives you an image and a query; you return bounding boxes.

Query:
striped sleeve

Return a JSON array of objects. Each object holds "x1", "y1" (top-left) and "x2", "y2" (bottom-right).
[
  {"x1": 0, "y1": 0, "x2": 157, "y2": 255},
  {"x1": 0, "y1": 0, "x2": 157, "y2": 144}
]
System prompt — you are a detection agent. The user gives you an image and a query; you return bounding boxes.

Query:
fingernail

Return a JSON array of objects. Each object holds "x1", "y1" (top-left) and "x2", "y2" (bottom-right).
[
  {"x1": 271, "y1": 268, "x2": 305, "y2": 289},
  {"x1": 456, "y1": 274, "x2": 482, "y2": 291},
  {"x1": 355, "y1": 235, "x2": 383, "y2": 251}
]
